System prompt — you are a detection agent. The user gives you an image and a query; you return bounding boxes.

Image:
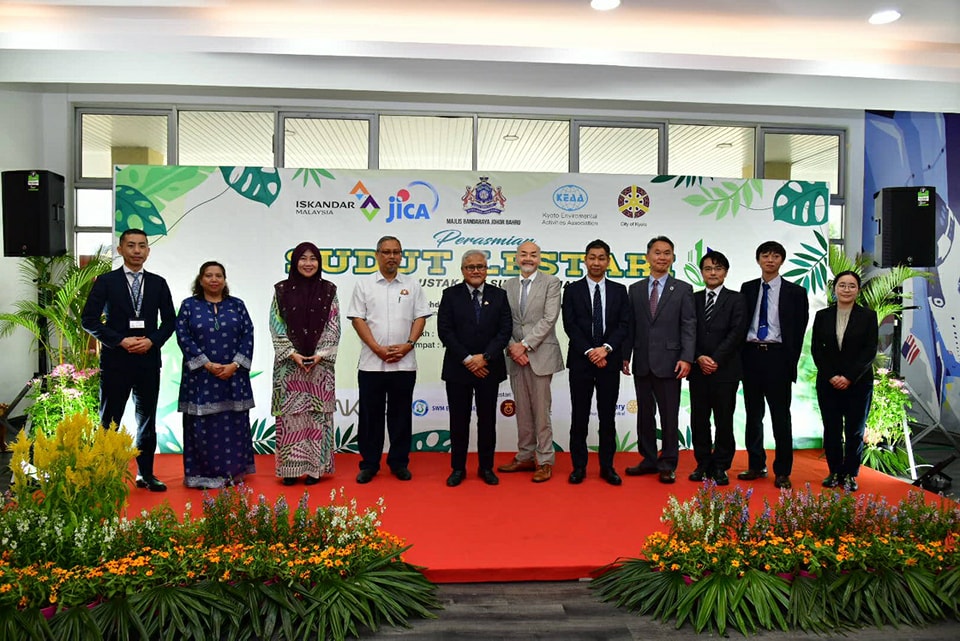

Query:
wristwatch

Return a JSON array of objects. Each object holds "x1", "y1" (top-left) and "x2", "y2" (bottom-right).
[{"x1": 406, "y1": 340, "x2": 415, "y2": 346}]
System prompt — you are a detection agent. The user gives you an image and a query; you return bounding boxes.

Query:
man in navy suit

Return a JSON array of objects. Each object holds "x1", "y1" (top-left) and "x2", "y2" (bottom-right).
[
  {"x1": 81, "y1": 228, "x2": 176, "y2": 492},
  {"x1": 561, "y1": 239, "x2": 632, "y2": 486},
  {"x1": 738, "y1": 240, "x2": 810, "y2": 490},
  {"x1": 624, "y1": 236, "x2": 696, "y2": 484},
  {"x1": 688, "y1": 250, "x2": 748, "y2": 486},
  {"x1": 437, "y1": 250, "x2": 512, "y2": 487}
]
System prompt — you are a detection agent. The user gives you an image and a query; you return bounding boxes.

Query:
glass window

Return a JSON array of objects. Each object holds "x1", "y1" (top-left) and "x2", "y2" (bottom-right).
[
  {"x1": 80, "y1": 113, "x2": 168, "y2": 179},
  {"x1": 668, "y1": 124, "x2": 755, "y2": 179},
  {"x1": 579, "y1": 125, "x2": 659, "y2": 175},
  {"x1": 829, "y1": 203, "x2": 844, "y2": 241},
  {"x1": 75, "y1": 188, "x2": 113, "y2": 227},
  {"x1": 478, "y1": 118, "x2": 568, "y2": 173},
  {"x1": 283, "y1": 117, "x2": 370, "y2": 169},
  {"x1": 764, "y1": 132, "x2": 841, "y2": 195},
  {"x1": 379, "y1": 115, "x2": 472, "y2": 170},
  {"x1": 178, "y1": 111, "x2": 275, "y2": 167},
  {"x1": 75, "y1": 232, "x2": 115, "y2": 259}
]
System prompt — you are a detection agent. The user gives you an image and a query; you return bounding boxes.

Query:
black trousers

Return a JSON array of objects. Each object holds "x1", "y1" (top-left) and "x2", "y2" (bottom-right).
[
  {"x1": 741, "y1": 344, "x2": 794, "y2": 476},
  {"x1": 817, "y1": 378, "x2": 872, "y2": 478},
  {"x1": 99, "y1": 362, "x2": 160, "y2": 477},
  {"x1": 634, "y1": 373, "x2": 681, "y2": 472},
  {"x1": 689, "y1": 376, "x2": 738, "y2": 473},
  {"x1": 357, "y1": 370, "x2": 416, "y2": 472},
  {"x1": 446, "y1": 378, "x2": 499, "y2": 472},
  {"x1": 569, "y1": 367, "x2": 620, "y2": 471}
]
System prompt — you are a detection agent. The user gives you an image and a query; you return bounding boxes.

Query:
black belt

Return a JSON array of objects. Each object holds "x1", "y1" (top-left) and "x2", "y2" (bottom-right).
[{"x1": 747, "y1": 342, "x2": 782, "y2": 351}]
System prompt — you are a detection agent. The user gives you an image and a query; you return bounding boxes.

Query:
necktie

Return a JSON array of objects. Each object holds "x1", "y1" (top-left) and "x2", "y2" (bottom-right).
[
  {"x1": 592, "y1": 284, "x2": 603, "y2": 345},
  {"x1": 473, "y1": 288, "x2": 482, "y2": 324},
  {"x1": 649, "y1": 279, "x2": 660, "y2": 317},
  {"x1": 130, "y1": 271, "x2": 142, "y2": 315},
  {"x1": 520, "y1": 279, "x2": 530, "y2": 316},
  {"x1": 705, "y1": 290, "x2": 716, "y2": 324},
  {"x1": 757, "y1": 282, "x2": 770, "y2": 340}
]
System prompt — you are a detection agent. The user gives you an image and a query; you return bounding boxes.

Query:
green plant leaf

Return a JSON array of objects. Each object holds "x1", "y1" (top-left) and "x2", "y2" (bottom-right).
[
  {"x1": 219, "y1": 167, "x2": 281, "y2": 207},
  {"x1": 772, "y1": 181, "x2": 829, "y2": 226},
  {"x1": 114, "y1": 185, "x2": 167, "y2": 236}
]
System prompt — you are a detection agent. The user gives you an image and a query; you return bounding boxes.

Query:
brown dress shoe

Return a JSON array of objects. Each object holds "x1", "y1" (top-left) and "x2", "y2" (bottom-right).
[
  {"x1": 497, "y1": 458, "x2": 537, "y2": 473},
  {"x1": 532, "y1": 464, "x2": 552, "y2": 483}
]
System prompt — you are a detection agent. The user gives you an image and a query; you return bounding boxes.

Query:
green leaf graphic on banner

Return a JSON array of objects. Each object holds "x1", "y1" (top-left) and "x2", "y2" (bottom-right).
[
  {"x1": 335, "y1": 424, "x2": 360, "y2": 453},
  {"x1": 782, "y1": 229, "x2": 829, "y2": 293},
  {"x1": 220, "y1": 166, "x2": 281, "y2": 206},
  {"x1": 772, "y1": 181, "x2": 829, "y2": 226},
  {"x1": 682, "y1": 179, "x2": 763, "y2": 220},
  {"x1": 412, "y1": 430, "x2": 451, "y2": 452},
  {"x1": 114, "y1": 185, "x2": 167, "y2": 236},
  {"x1": 115, "y1": 165, "x2": 215, "y2": 213},
  {"x1": 156, "y1": 423, "x2": 182, "y2": 454},
  {"x1": 251, "y1": 418, "x2": 276, "y2": 455},
  {"x1": 292, "y1": 167, "x2": 336, "y2": 187},
  {"x1": 651, "y1": 175, "x2": 706, "y2": 188}
]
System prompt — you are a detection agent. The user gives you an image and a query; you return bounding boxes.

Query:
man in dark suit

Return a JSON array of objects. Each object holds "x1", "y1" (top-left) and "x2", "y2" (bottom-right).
[
  {"x1": 688, "y1": 250, "x2": 748, "y2": 486},
  {"x1": 738, "y1": 240, "x2": 810, "y2": 489},
  {"x1": 624, "y1": 236, "x2": 696, "y2": 484},
  {"x1": 81, "y1": 228, "x2": 176, "y2": 492},
  {"x1": 561, "y1": 239, "x2": 632, "y2": 486},
  {"x1": 437, "y1": 249, "x2": 512, "y2": 487}
]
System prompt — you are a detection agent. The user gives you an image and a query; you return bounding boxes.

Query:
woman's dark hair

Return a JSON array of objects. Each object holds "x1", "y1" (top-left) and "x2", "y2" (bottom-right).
[
  {"x1": 192, "y1": 261, "x2": 230, "y2": 298},
  {"x1": 833, "y1": 270, "x2": 862, "y2": 289}
]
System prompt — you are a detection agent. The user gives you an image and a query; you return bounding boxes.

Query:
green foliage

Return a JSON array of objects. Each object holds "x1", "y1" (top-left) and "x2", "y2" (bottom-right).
[
  {"x1": 220, "y1": 166, "x2": 281, "y2": 207},
  {"x1": 251, "y1": 417, "x2": 276, "y2": 454},
  {"x1": 651, "y1": 174, "x2": 707, "y2": 188},
  {"x1": 827, "y1": 245, "x2": 930, "y2": 324},
  {"x1": 23, "y1": 364, "x2": 99, "y2": 438},
  {"x1": 292, "y1": 167, "x2": 336, "y2": 187},
  {"x1": 681, "y1": 179, "x2": 764, "y2": 219},
  {"x1": 781, "y1": 229, "x2": 828, "y2": 293},
  {"x1": 114, "y1": 184, "x2": 166, "y2": 236},
  {"x1": 410, "y1": 429, "x2": 451, "y2": 452},
  {"x1": 335, "y1": 423, "x2": 360, "y2": 453},
  {"x1": 772, "y1": 181, "x2": 829, "y2": 226}
]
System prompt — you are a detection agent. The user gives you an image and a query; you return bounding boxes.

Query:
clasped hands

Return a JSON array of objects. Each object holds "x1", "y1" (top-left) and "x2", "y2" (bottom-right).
[
  {"x1": 829, "y1": 375, "x2": 852, "y2": 390},
  {"x1": 376, "y1": 342, "x2": 414, "y2": 364},
  {"x1": 204, "y1": 360, "x2": 240, "y2": 380},
  {"x1": 120, "y1": 336, "x2": 153, "y2": 355},
  {"x1": 465, "y1": 354, "x2": 489, "y2": 378}
]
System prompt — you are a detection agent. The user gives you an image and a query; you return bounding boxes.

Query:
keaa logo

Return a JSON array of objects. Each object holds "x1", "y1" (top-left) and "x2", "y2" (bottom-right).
[
  {"x1": 618, "y1": 185, "x2": 651, "y2": 218},
  {"x1": 386, "y1": 181, "x2": 439, "y2": 223},
  {"x1": 412, "y1": 399, "x2": 429, "y2": 417},
  {"x1": 553, "y1": 184, "x2": 588, "y2": 211}
]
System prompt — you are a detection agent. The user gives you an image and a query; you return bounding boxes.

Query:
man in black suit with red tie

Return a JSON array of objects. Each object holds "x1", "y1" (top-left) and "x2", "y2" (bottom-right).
[
  {"x1": 688, "y1": 250, "x2": 748, "y2": 486},
  {"x1": 437, "y1": 249, "x2": 512, "y2": 487},
  {"x1": 562, "y1": 239, "x2": 632, "y2": 486},
  {"x1": 81, "y1": 228, "x2": 176, "y2": 492},
  {"x1": 738, "y1": 240, "x2": 809, "y2": 490}
]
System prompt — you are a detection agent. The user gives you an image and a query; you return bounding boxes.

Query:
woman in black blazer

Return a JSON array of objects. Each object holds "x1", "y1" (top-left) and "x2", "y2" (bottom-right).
[{"x1": 811, "y1": 271, "x2": 878, "y2": 492}]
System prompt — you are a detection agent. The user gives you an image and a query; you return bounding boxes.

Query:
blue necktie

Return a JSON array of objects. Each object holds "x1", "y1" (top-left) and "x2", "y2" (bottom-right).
[
  {"x1": 757, "y1": 282, "x2": 770, "y2": 340},
  {"x1": 592, "y1": 284, "x2": 603, "y2": 345},
  {"x1": 473, "y1": 288, "x2": 482, "y2": 324}
]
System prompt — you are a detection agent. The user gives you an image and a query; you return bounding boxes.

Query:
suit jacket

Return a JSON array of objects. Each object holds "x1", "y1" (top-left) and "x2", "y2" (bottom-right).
[
  {"x1": 437, "y1": 282, "x2": 512, "y2": 384},
  {"x1": 741, "y1": 277, "x2": 809, "y2": 381},
  {"x1": 628, "y1": 275, "x2": 696, "y2": 378},
  {"x1": 811, "y1": 303, "x2": 878, "y2": 387},
  {"x1": 503, "y1": 273, "x2": 565, "y2": 377},
  {"x1": 690, "y1": 287, "x2": 748, "y2": 383},
  {"x1": 81, "y1": 267, "x2": 176, "y2": 370},
  {"x1": 561, "y1": 277, "x2": 632, "y2": 376}
]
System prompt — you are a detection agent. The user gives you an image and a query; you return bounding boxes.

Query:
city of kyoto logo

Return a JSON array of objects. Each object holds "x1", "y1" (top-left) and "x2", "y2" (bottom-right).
[
  {"x1": 618, "y1": 185, "x2": 651, "y2": 219},
  {"x1": 500, "y1": 399, "x2": 516, "y2": 417},
  {"x1": 553, "y1": 184, "x2": 588, "y2": 212},
  {"x1": 462, "y1": 176, "x2": 507, "y2": 215},
  {"x1": 386, "y1": 180, "x2": 440, "y2": 223},
  {"x1": 350, "y1": 181, "x2": 381, "y2": 221}
]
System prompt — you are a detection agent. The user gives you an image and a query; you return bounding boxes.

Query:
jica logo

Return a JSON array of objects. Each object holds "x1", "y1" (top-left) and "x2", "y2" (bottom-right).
[{"x1": 386, "y1": 180, "x2": 440, "y2": 223}]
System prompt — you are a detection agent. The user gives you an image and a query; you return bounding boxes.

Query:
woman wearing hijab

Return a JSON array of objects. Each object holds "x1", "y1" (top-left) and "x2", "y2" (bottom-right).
[
  {"x1": 270, "y1": 242, "x2": 340, "y2": 485},
  {"x1": 811, "y1": 270, "x2": 878, "y2": 493}
]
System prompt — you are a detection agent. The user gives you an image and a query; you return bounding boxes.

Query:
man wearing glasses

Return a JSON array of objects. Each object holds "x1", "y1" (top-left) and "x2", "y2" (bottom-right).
[
  {"x1": 437, "y1": 250, "x2": 512, "y2": 487},
  {"x1": 346, "y1": 236, "x2": 431, "y2": 484}
]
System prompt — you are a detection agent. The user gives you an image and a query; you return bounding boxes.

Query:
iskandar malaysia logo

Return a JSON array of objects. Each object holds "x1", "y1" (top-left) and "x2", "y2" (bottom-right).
[{"x1": 350, "y1": 181, "x2": 381, "y2": 221}]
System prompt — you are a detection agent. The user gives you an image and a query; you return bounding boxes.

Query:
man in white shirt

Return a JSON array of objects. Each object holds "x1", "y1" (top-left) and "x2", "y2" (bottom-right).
[{"x1": 346, "y1": 236, "x2": 431, "y2": 483}]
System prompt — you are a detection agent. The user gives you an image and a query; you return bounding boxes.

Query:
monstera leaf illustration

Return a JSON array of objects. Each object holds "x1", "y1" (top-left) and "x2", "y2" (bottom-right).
[
  {"x1": 412, "y1": 429, "x2": 451, "y2": 452},
  {"x1": 114, "y1": 185, "x2": 167, "y2": 236},
  {"x1": 773, "y1": 181, "x2": 829, "y2": 226},
  {"x1": 156, "y1": 422, "x2": 183, "y2": 454},
  {"x1": 116, "y1": 165, "x2": 216, "y2": 214},
  {"x1": 682, "y1": 180, "x2": 764, "y2": 219},
  {"x1": 782, "y1": 229, "x2": 829, "y2": 293},
  {"x1": 292, "y1": 168, "x2": 336, "y2": 187},
  {"x1": 220, "y1": 166, "x2": 281, "y2": 207}
]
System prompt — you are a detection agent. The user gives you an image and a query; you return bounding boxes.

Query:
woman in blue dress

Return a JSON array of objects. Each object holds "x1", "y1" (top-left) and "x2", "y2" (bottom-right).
[{"x1": 176, "y1": 261, "x2": 256, "y2": 489}]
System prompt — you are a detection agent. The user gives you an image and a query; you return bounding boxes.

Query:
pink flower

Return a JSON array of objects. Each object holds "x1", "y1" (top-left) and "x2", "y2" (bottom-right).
[
  {"x1": 50, "y1": 363, "x2": 77, "y2": 378},
  {"x1": 877, "y1": 368, "x2": 889, "y2": 376}
]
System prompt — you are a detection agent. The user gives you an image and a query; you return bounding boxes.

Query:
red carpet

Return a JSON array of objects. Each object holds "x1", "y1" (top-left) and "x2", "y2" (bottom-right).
[{"x1": 127, "y1": 450, "x2": 937, "y2": 583}]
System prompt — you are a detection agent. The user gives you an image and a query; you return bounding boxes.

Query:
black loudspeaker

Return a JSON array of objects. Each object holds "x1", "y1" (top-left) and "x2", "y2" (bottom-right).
[
  {"x1": 2, "y1": 170, "x2": 67, "y2": 257},
  {"x1": 873, "y1": 186, "x2": 936, "y2": 268}
]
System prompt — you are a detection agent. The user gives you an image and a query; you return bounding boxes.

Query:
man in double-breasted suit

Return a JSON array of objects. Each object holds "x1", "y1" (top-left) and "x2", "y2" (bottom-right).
[
  {"x1": 738, "y1": 240, "x2": 810, "y2": 490},
  {"x1": 562, "y1": 239, "x2": 632, "y2": 486},
  {"x1": 688, "y1": 250, "x2": 748, "y2": 486},
  {"x1": 498, "y1": 242, "x2": 565, "y2": 482},
  {"x1": 624, "y1": 236, "x2": 696, "y2": 484},
  {"x1": 81, "y1": 228, "x2": 176, "y2": 492},
  {"x1": 437, "y1": 250, "x2": 512, "y2": 487}
]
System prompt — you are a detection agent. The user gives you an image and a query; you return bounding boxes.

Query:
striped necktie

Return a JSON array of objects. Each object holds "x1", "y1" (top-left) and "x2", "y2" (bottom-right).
[{"x1": 704, "y1": 290, "x2": 716, "y2": 323}]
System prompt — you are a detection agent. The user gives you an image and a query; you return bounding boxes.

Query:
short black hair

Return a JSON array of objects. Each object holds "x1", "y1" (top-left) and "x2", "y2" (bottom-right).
[
  {"x1": 585, "y1": 239, "x2": 610, "y2": 256},
  {"x1": 376, "y1": 235, "x2": 401, "y2": 252},
  {"x1": 833, "y1": 270, "x2": 862, "y2": 289},
  {"x1": 118, "y1": 228, "x2": 147, "y2": 245},
  {"x1": 700, "y1": 250, "x2": 730, "y2": 271},
  {"x1": 647, "y1": 236, "x2": 674, "y2": 252},
  {"x1": 755, "y1": 240, "x2": 786, "y2": 260}
]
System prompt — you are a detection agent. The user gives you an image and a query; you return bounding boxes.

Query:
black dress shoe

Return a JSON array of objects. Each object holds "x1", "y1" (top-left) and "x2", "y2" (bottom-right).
[
  {"x1": 659, "y1": 470, "x2": 676, "y2": 484},
  {"x1": 478, "y1": 468, "x2": 500, "y2": 486},
  {"x1": 135, "y1": 476, "x2": 167, "y2": 492},
  {"x1": 304, "y1": 475, "x2": 321, "y2": 486},
  {"x1": 737, "y1": 468, "x2": 768, "y2": 481},
  {"x1": 281, "y1": 477, "x2": 298, "y2": 486},
  {"x1": 568, "y1": 467, "x2": 586, "y2": 484},
  {"x1": 625, "y1": 463, "x2": 658, "y2": 476},
  {"x1": 391, "y1": 467, "x2": 413, "y2": 481},
  {"x1": 713, "y1": 470, "x2": 730, "y2": 486},
  {"x1": 446, "y1": 470, "x2": 465, "y2": 487},
  {"x1": 600, "y1": 467, "x2": 622, "y2": 486},
  {"x1": 356, "y1": 469, "x2": 376, "y2": 484},
  {"x1": 822, "y1": 472, "x2": 841, "y2": 488},
  {"x1": 843, "y1": 476, "x2": 858, "y2": 492},
  {"x1": 688, "y1": 468, "x2": 708, "y2": 482},
  {"x1": 774, "y1": 475, "x2": 792, "y2": 489}
]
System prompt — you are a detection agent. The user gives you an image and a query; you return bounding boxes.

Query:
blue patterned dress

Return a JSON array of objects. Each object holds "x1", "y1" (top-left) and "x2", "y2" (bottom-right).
[{"x1": 176, "y1": 296, "x2": 256, "y2": 488}]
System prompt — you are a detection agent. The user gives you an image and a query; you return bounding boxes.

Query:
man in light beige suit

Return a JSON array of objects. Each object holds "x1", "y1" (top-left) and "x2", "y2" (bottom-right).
[{"x1": 498, "y1": 241, "x2": 565, "y2": 482}]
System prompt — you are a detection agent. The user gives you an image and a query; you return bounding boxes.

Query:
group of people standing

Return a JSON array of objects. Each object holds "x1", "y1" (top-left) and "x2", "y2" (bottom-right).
[{"x1": 80, "y1": 229, "x2": 877, "y2": 494}]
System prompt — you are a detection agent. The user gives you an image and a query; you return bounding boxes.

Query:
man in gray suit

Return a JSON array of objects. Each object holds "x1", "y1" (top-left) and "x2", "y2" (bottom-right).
[
  {"x1": 624, "y1": 236, "x2": 697, "y2": 484},
  {"x1": 498, "y1": 242, "x2": 565, "y2": 482}
]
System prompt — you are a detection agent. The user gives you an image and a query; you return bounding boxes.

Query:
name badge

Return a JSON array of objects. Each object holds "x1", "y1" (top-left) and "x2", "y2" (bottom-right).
[{"x1": 130, "y1": 320, "x2": 145, "y2": 329}]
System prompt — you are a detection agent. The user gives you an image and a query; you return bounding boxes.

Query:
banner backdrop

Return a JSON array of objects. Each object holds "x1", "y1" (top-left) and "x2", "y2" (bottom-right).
[{"x1": 113, "y1": 166, "x2": 830, "y2": 456}]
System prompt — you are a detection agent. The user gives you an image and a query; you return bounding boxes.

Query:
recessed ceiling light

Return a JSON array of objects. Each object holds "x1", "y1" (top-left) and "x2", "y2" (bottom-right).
[
  {"x1": 591, "y1": 0, "x2": 621, "y2": 11},
  {"x1": 869, "y1": 9, "x2": 902, "y2": 25},
  {"x1": 716, "y1": 142, "x2": 733, "y2": 149},
  {"x1": 503, "y1": 134, "x2": 520, "y2": 142}
]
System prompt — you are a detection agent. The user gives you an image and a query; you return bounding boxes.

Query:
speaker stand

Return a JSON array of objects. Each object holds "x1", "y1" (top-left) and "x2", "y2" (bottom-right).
[{"x1": 902, "y1": 380, "x2": 960, "y2": 490}]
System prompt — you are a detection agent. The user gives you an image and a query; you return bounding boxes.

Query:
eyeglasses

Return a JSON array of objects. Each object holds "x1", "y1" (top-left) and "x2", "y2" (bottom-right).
[
  {"x1": 701, "y1": 265, "x2": 726, "y2": 273},
  {"x1": 463, "y1": 264, "x2": 487, "y2": 272},
  {"x1": 835, "y1": 283, "x2": 859, "y2": 290},
  {"x1": 378, "y1": 249, "x2": 402, "y2": 256}
]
